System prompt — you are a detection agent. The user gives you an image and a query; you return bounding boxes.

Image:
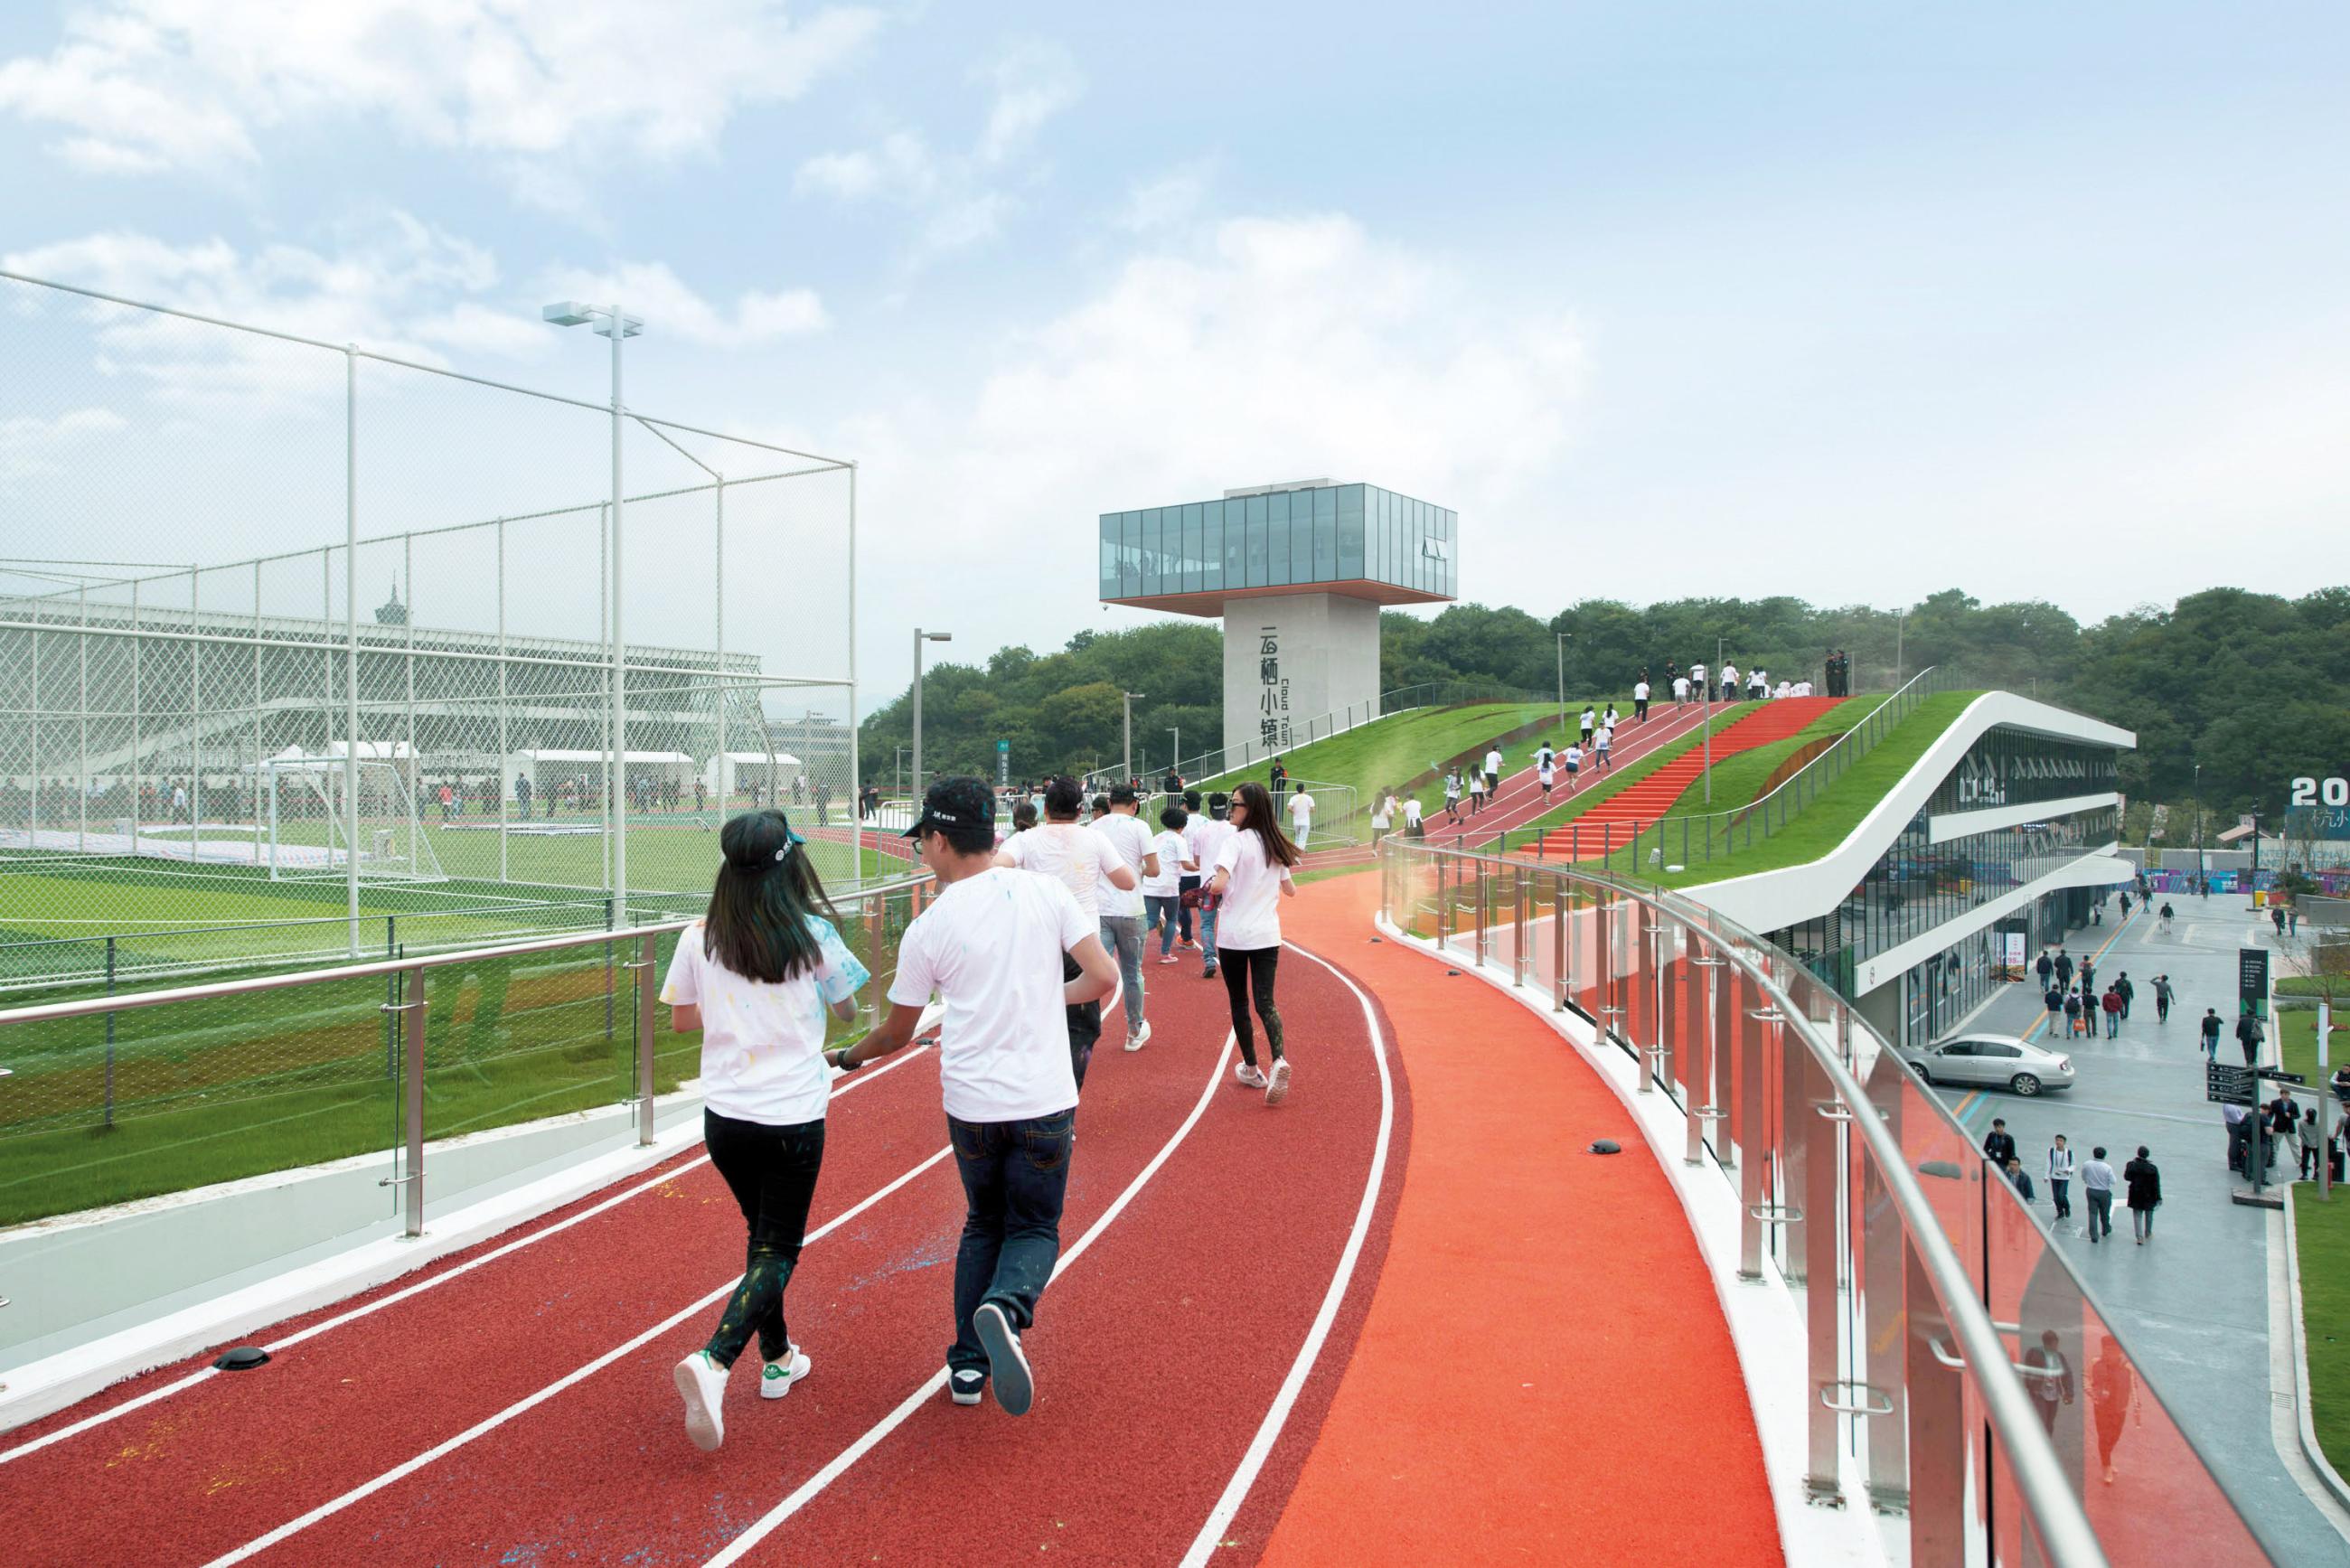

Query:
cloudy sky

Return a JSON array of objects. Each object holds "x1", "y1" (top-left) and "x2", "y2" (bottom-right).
[{"x1": 4, "y1": 1, "x2": 2346, "y2": 706}]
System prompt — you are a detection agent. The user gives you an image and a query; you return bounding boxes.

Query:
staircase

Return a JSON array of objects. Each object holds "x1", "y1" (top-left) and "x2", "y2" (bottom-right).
[{"x1": 1536, "y1": 698, "x2": 1843, "y2": 855}]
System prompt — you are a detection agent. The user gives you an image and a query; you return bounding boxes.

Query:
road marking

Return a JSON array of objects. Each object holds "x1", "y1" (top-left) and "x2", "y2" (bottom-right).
[
  {"x1": 202, "y1": 1137, "x2": 959, "y2": 1566},
  {"x1": 0, "y1": 1043, "x2": 934, "y2": 1467},
  {"x1": 1177, "y1": 941, "x2": 1396, "y2": 1568},
  {"x1": 700, "y1": 1030, "x2": 1239, "y2": 1565}
]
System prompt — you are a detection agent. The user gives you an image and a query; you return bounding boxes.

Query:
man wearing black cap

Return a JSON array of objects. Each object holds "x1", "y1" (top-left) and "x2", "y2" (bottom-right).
[{"x1": 828, "y1": 776, "x2": 1117, "y2": 1416}]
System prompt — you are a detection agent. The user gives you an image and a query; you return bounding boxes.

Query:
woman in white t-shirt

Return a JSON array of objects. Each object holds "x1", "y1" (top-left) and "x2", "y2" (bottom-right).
[
  {"x1": 1146, "y1": 803, "x2": 1189, "y2": 963},
  {"x1": 663, "y1": 810, "x2": 868, "y2": 1451},
  {"x1": 1370, "y1": 789, "x2": 1396, "y2": 847},
  {"x1": 1208, "y1": 781, "x2": 1302, "y2": 1103}
]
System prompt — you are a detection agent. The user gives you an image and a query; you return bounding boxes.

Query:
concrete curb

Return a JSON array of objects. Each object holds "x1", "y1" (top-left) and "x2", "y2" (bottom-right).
[{"x1": 2282, "y1": 1185, "x2": 2350, "y2": 1516}]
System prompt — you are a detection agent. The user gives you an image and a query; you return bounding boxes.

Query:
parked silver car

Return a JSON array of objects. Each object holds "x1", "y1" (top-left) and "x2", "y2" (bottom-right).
[{"x1": 1901, "y1": 1032, "x2": 2076, "y2": 1097}]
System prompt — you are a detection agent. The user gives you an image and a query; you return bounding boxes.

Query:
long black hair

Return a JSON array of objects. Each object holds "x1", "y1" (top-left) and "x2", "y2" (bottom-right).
[
  {"x1": 702, "y1": 810, "x2": 841, "y2": 983},
  {"x1": 1227, "y1": 782, "x2": 1302, "y2": 869}
]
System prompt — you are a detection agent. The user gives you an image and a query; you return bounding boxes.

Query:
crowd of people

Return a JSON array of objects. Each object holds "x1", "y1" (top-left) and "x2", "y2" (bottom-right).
[{"x1": 660, "y1": 769, "x2": 1304, "y2": 1447}]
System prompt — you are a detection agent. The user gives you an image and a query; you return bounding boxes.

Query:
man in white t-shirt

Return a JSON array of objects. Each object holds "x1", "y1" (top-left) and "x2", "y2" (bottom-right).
[
  {"x1": 1287, "y1": 787, "x2": 1315, "y2": 848},
  {"x1": 1720, "y1": 662, "x2": 1740, "y2": 704},
  {"x1": 1671, "y1": 673, "x2": 1690, "y2": 706},
  {"x1": 1482, "y1": 747, "x2": 1503, "y2": 796},
  {"x1": 1187, "y1": 793, "x2": 1237, "y2": 980},
  {"x1": 1690, "y1": 662, "x2": 1708, "y2": 703},
  {"x1": 995, "y1": 777, "x2": 1137, "y2": 1087},
  {"x1": 832, "y1": 776, "x2": 1115, "y2": 1416},
  {"x1": 1593, "y1": 725, "x2": 1612, "y2": 772},
  {"x1": 1580, "y1": 706, "x2": 1596, "y2": 746},
  {"x1": 1633, "y1": 674, "x2": 1651, "y2": 723},
  {"x1": 1749, "y1": 669, "x2": 1767, "y2": 700},
  {"x1": 1089, "y1": 785, "x2": 1161, "y2": 1049},
  {"x1": 1403, "y1": 795, "x2": 1424, "y2": 835}
]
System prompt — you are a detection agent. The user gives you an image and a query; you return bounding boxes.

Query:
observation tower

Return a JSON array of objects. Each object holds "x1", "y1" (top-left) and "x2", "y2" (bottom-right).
[{"x1": 1097, "y1": 480, "x2": 1457, "y2": 756}]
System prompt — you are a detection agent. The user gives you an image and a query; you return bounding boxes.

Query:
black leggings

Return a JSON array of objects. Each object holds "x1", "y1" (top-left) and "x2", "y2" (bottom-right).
[
  {"x1": 703, "y1": 1109, "x2": 825, "y2": 1369},
  {"x1": 1219, "y1": 944, "x2": 1283, "y2": 1066}
]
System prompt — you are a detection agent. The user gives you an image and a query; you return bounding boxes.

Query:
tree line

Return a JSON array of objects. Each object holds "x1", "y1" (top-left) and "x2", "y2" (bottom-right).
[{"x1": 856, "y1": 587, "x2": 2350, "y2": 820}]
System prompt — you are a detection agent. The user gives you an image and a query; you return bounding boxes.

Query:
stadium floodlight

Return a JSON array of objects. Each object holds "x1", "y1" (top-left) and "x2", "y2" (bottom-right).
[
  {"x1": 912, "y1": 629, "x2": 953, "y2": 803},
  {"x1": 541, "y1": 301, "x2": 597, "y2": 325}
]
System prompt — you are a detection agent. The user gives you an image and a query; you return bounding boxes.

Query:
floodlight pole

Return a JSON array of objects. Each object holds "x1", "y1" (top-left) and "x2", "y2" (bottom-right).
[
  {"x1": 1122, "y1": 692, "x2": 1146, "y2": 783},
  {"x1": 608, "y1": 306, "x2": 628, "y2": 929},
  {"x1": 344, "y1": 346, "x2": 362, "y2": 957},
  {"x1": 912, "y1": 629, "x2": 951, "y2": 801},
  {"x1": 1170, "y1": 727, "x2": 1180, "y2": 776}
]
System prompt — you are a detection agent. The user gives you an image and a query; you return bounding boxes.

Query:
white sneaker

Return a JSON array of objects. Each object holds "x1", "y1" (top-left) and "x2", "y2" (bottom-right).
[
  {"x1": 759, "y1": 1345, "x2": 811, "y2": 1400},
  {"x1": 1234, "y1": 1062, "x2": 1268, "y2": 1090},
  {"x1": 1126, "y1": 1019, "x2": 1153, "y2": 1052},
  {"x1": 947, "y1": 1367, "x2": 985, "y2": 1405},
  {"x1": 1265, "y1": 1057, "x2": 1292, "y2": 1106},
  {"x1": 673, "y1": 1350, "x2": 728, "y2": 1451}
]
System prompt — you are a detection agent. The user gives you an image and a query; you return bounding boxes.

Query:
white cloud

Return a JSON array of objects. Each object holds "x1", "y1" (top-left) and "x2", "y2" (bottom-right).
[
  {"x1": 539, "y1": 262, "x2": 828, "y2": 345},
  {"x1": 793, "y1": 38, "x2": 1084, "y2": 262},
  {"x1": 0, "y1": 1, "x2": 881, "y2": 182},
  {"x1": 974, "y1": 42, "x2": 1084, "y2": 164},
  {"x1": 847, "y1": 212, "x2": 1586, "y2": 677},
  {"x1": 1118, "y1": 163, "x2": 1212, "y2": 233},
  {"x1": 0, "y1": 407, "x2": 128, "y2": 479}
]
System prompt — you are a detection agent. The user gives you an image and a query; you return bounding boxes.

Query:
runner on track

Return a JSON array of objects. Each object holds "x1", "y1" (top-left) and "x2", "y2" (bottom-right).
[
  {"x1": 1207, "y1": 781, "x2": 1302, "y2": 1104},
  {"x1": 665, "y1": 810, "x2": 870, "y2": 1451},
  {"x1": 830, "y1": 776, "x2": 1118, "y2": 1415},
  {"x1": 995, "y1": 776, "x2": 1137, "y2": 1089}
]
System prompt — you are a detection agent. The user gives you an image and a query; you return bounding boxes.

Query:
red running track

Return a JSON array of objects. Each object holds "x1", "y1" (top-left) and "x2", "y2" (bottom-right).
[{"x1": 1, "y1": 927, "x2": 1403, "y2": 1566}]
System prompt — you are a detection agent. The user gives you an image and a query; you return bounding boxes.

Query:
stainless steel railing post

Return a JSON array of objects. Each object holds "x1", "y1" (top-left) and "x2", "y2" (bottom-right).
[
  {"x1": 1552, "y1": 872, "x2": 1570, "y2": 1011},
  {"x1": 1904, "y1": 1237, "x2": 1968, "y2": 1560},
  {"x1": 1804, "y1": 1047, "x2": 1847, "y2": 1506},
  {"x1": 401, "y1": 963, "x2": 427, "y2": 1237},
  {"x1": 1687, "y1": 945, "x2": 1725, "y2": 1167},
  {"x1": 634, "y1": 930, "x2": 658, "y2": 1145},
  {"x1": 1475, "y1": 861, "x2": 1490, "y2": 968},
  {"x1": 1739, "y1": 994, "x2": 1774, "y2": 1280}
]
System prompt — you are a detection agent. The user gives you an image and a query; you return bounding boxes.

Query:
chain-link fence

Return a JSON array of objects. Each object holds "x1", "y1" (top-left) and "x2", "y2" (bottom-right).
[{"x1": 1, "y1": 269, "x2": 863, "y2": 990}]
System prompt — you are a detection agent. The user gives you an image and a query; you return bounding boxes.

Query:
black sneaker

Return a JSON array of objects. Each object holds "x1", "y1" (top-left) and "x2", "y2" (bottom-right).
[
  {"x1": 973, "y1": 1301, "x2": 1032, "y2": 1416},
  {"x1": 947, "y1": 1367, "x2": 984, "y2": 1406}
]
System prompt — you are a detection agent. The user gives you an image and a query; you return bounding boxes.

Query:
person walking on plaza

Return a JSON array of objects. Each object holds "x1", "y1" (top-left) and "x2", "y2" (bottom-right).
[
  {"x1": 2004, "y1": 1158, "x2": 2035, "y2": 1203},
  {"x1": 1633, "y1": 673, "x2": 1650, "y2": 723},
  {"x1": 2116, "y1": 972, "x2": 2134, "y2": 1019},
  {"x1": 664, "y1": 810, "x2": 870, "y2": 1451},
  {"x1": 2082, "y1": 1146, "x2": 2117, "y2": 1243},
  {"x1": 2298, "y1": 1106, "x2": 2322, "y2": 1180},
  {"x1": 2235, "y1": 1009, "x2": 2264, "y2": 1067},
  {"x1": 2054, "y1": 948, "x2": 2073, "y2": 991},
  {"x1": 2079, "y1": 956, "x2": 2095, "y2": 997},
  {"x1": 2159, "y1": 900, "x2": 2176, "y2": 931},
  {"x1": 2101, "y1": 984, "x2": 2122, "y2": 1038},
  {"x1": 2026, "y1": 1330, "x2": 2074, "y2": 1439},
  {"x1": 1983, "y1": 1118, "x2": 2017, "y2": 1169},
  {"x1": 2152, "y1": 972, "x2": 2173, "y2": 1023},
  {"x1": 2063, "y1": 989, "x2": 2084, "y2": 1038},
  {"x1": 995, "y1": 776, "x2": 1137, "y2": 1089},
  {"x1": 2089, "y1": 1336, "x2": 2140, "y2": 1485},
  {"x1": 834, "y1": 776, "x2": 1117, "y2": 1415},
  {"x1": 1092, "y1": 785, "x2": 1161, "y2": 1052},
  {"x1": 1208, "y1": 781, "x2": 1302, "y2": 1104},
  {"x1": 2047, "y1": 1134, "x2": 2076, "y2": 1222},
  {"x1": 2200, "y1": 1007, "x2": 2223, "y2": 1061},
  {"x1": 1286, "y1": 784, "x2": 1315, "y2": 849},
  {"x1": 2044, "y1": 981, "x2": 2066, "y2": 1026},
  {"x1": 2036, "y1": 949, "x2": 2054, "y2": 990},
  {"x1": 1147, "y1": 804, "x2": 1187, "y2": 966},
  {"x1": 2224, "y1": 1102, "x2": 2252, "y2": 1174},
  {"x1": 2123, "y1": 1147, "x2": 2162, "y2": 1243}
]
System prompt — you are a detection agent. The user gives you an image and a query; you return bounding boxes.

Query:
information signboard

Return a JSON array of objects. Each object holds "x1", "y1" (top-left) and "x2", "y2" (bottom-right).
[
  {"x1": 2239, "y1": 947, "x2": 2270, "y2": 1021},
  {"x1": 2206, "y1": 1062, "x2": 2258, "y2": 1106}
]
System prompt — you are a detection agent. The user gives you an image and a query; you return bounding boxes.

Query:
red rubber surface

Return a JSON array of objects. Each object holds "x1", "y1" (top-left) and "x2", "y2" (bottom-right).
[{"x1": 3, "y1": 924, "x2": 1402, "y2": 1566}]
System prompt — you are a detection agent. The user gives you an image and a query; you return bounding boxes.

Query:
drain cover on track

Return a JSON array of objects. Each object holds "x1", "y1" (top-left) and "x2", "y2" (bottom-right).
[{"x1": 213, "y1": 1346, "x2": 270, "y2": 1371}]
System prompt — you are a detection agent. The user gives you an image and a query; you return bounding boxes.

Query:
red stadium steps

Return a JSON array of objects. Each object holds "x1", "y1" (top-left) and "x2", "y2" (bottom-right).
[{"x1": 1537, "y1": 697, "x2": 1843, "y2": 856}]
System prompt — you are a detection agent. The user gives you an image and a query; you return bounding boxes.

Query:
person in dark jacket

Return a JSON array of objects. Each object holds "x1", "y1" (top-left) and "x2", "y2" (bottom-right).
[
  {"x1": 2115, "y1": 972, "x2": 2134, "y2": 1019},
  {"x1": 2044, "y1": 983, "x2": 2066, "y2": 1022},
  {"x1": 2235, "y1": 1009, "x2": 2264, "y2": 1067},
  {"x1": 1983, "y1": 1118, "x2": 2018, "y2": 1169},
  {"x1": 2054, "y1": 949, "x2": 2074, "y2": 991},
  {"x1": 2123, "y1": 1147, "x2": 2162, "y2": 1244},
  {"x1": 2036, "y1": 951, "x2": 2054, "y2": 989}
]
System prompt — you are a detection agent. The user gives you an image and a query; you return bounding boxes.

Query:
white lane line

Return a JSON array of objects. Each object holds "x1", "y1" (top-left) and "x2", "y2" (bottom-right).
[
  {"x1": 2, "y1": 1043, "x2": 934, "y2": 1468},
  {"x1": 1177, "y1": 940, "x2": 1396, "y2": 1568},
  {"x1": 700, "y1": 1030, "x2": 1238, "y2": 1567},
  {"x1": 200, "y1": 1139, "x2": 958, "y2": 1568}
]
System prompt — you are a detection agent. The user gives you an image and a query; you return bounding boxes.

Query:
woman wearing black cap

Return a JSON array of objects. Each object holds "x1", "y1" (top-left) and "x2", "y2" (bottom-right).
[{"x1": 663, "y1": 810, "x2": 868, "y2": 1451}]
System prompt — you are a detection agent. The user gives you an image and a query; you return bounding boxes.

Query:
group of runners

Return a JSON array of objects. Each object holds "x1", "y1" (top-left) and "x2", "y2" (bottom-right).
[{"x1": 662, "y1": 770, "x2": 1304, "y2": 1449}]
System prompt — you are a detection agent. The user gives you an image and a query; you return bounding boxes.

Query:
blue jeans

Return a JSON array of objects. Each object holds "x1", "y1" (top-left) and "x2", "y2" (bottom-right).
[
  {"x1": 945, "y1": 1108, "x2": 1075, "y2": 1377},
  {"x1": 1198, "y1": 900, "x2": 1220, "y2": 971},
  {"x1": 1145, "y1": 894, "x2": 1181, "y2": 956},
  {"x1": 1099, "y1": 915, "x2": 1144, "y2": 1031},
  {"x1": 1177, "y1": 876, "x2": 1199, "y2": 940}
]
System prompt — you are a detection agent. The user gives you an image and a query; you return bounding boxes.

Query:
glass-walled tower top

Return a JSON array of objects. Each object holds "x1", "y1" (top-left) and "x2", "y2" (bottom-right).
[{"x1": 1098, "y1": 480, "x2": 1457, "y2": 615}]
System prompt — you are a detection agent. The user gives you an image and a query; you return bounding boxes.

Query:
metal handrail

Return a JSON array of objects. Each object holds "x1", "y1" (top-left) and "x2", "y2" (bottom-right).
[
  {"x1": 1382, "y1": 838, "x2": 2148, "y2": 1564},
  {"x1": 0, "y1": 868, "x2": 934, "y2": 1028}
]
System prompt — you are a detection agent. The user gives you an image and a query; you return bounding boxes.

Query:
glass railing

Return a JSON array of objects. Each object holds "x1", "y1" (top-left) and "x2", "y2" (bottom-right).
[
  {"x1": 1378, "y1": 837, "x2": 2267, "y2": 1567},
  {"x1": 0, "y1": 868, "x2": 935, "y2": 1372}
]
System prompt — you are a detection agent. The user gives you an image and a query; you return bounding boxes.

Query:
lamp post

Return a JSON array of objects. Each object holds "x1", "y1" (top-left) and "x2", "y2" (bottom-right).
[
  {"x1": 1169, "y1": 726, "x2": 1180, "y2": 780},
  {"x1": 911, "y1": 629, "x2": 951, "y2": 801},
  {"x1": 2194, "y1": 761, "x2": 2204, "y2": 893},
  {"x1": 543, "y1": 300, "x2": 643, "y2": 925},
  {"x1": 1122, "y1": 691, "x2": 1147, "y2": 784}
]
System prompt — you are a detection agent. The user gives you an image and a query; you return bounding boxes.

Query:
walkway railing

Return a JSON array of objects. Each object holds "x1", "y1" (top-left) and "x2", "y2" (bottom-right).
[
  {"x1": 1084, "y1": 679, "x2": 1543, "y2": 792},
  {"x1": 1379, "y1": 837, "x2": 2265, "y2": 1567},
  {"x1": 0, "y1": 868, "x2": 935, "y2": 1361}
]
